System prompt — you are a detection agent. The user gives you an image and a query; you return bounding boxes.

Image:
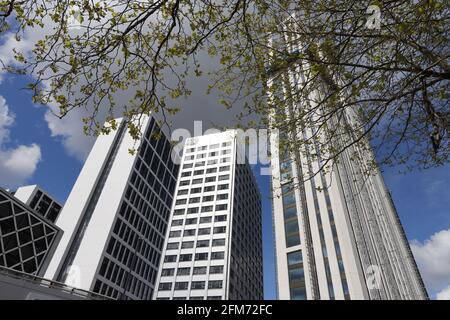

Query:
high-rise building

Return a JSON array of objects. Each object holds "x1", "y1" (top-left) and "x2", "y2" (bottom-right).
[
  {"x1": 268, "y1": 37, "x2": 428, "y2": 300},
  {"x1": 44, "y1": 116, "x2": 179, "y2": 300},
  {"x1": 13, "y1": 185, "x2": 63, "y2": 224},
  {"x1": 154, "y1": 131, "x2": 263, "y2": 300},
  {"x1": 0, "y1": 187, "x2": 62, "y2": 276}
]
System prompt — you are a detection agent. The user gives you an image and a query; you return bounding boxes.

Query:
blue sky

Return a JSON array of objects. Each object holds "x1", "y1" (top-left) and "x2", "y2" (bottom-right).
[{"x1": 0, "y1": 73, "x2": 449, "y2": 300}]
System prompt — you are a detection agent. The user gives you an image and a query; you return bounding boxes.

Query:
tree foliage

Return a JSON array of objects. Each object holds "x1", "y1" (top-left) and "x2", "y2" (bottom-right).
[{"x1": 0, "y1": 0, "x2": 449, "y2": 172}]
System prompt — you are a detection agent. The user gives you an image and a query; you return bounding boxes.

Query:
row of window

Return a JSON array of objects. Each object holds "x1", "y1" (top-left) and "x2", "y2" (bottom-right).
[
  {"x1": 169, "y1": 226, "x2": 226, "y2": 238},
  {"x1": 164, "y1": 251, "x2": 225, "y2": 263},
  {"x1": 161, "y1": 265, "x2": 224, "y2": 277},
  {"x1": 182, "y1": 157, "x2": 230, "y2": 169},
  {"x1": 180, "y1": 165, "x2": 230, "y2": 178},
  {"x1": 176, "y1": 185, "x2": 229, "y2": 196},
  {"x1": 185, "y1": 141, "x2": 232, "y2": 154},
  {"x1": 184, "y1": 149, "x2": 231, "y2": 160},
  {"x1": 166, "y1": 238, "x2": 226, "y2": 250},
  {"x1": 178, "y1": 174, "x2": 230, "y2": 187},
  {"x1": 171, "y1": 214, "x2": 227, "y2": 226},
  {"x1": 159, "y1": 280, "x2": 223, "y2": 291},
  {"x1": 175, "y1": 193, "x2": 229, "y2": 203}
]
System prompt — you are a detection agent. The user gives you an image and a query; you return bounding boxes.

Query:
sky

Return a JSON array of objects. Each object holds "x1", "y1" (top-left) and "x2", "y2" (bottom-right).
[{"x1": 0, "y1": 24, "x2": 449, "y2": 300}]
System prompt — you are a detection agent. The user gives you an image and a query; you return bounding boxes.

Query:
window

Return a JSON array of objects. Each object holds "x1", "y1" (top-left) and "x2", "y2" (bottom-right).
[
  {"x1": 184, "y1": 229, "x2": 196, "y2": 237},
  {"x1": 196, "y1": 153, "x2": 206, "y2": 159},
  {"x1": 191, "y1": 281, "x2": 206, "y2": 290},
  {"x1": 287, "y1": 251, "x2": 306, "y2": 300},
  {"x1": 216, "y1": 193, "x2": 228, "y2": 200},
  {"x1": 172, "y1": 219, "x2": 183, "y2": 226},
  {"x1": 200, "y1": 216, "x2": 212, "y2": 224},
  {"x1": 179, "y1": 180, "x2": 189, "y2": 186},
  {"x1": 282, "y1": 192, "x2": 296, "y2": 208},
  {"x1": 187, "y1": 207, "x2": 199, "y2": 214},
  {"x1": 210, "y1": 266, "x2": 224, "y2": 274},
  {"x1": 169, "y1": 231, "x2": 181, "y2": 238},
  {"x1": 211, "y1": 251, "x2": 225, "y2": 260},
  {"x1": 214, "y1": 215, "x2": 227, "y2": 222},
  {"x1": 198, "y1": 228, "x2": 211, "y2": 235},
  {"x1": 222, "y1": 141, "x2": 231, "y2": 147},
  {"x1": 195, "y1": 253, "x2": 208, "y2": 261},
  {"x1": 189, "y1": 197, "x2": 200, "y2": 203},
  {"x1": 284, "y1": 207, "x2": 297, "y2": 219},
  {"x1": 191, "y1": 187, "x2": 202, "y2": 194},
  {"x1": 185, "y1": 218, "x2": 198, "y2": 225},
  {"x1": 196, "y1": 240, "x2": 210, "y2": 248},
  {"x1": 218, "y1": 184, "x2": 229, "y2": 190},
  {"x1": 183, "y1": 163, "x2": 193, "y2": 169},
  {"x1": 186, "y1": 147, "x2": 195, "y2": 154},
  {"x1": 202, "y1": 195, "x2": 214, "y2": 202},
  {"x1": 167, "y1": 242, "x2": 179, "y2": 250},
  {"x1": 205, "y1": 177, "x2": 216, "y2": 183},
  {"x1": 207, "y1": 159, "x2": 218, "y2": 165},
  {"x1": 158, "y1": 283, "x2": 172, "y2": 291},
  {"x1": 209, "y1": 151, "x2": 218, "y2": 157},
  {"x1": 212, "y1": 239, "x2": 225, "y2": 247},
  {"x1": 161, "y1": 268, "x2": 175, "y2": 276},
  {"x1": 174, "y1": 282, "x2": 189, "y2": 290},
  {"x1": 221, "y1": 149, "x2": 231, "y2": 155},
  {"x1": 185, "y1": 155, "x2": 194, "y2": 160},
  {"x1": 164, "y1": 255, "x2": 177, "y2": 262},
  {"x1": 173, "y1": 209, "x2": 185, "y2": 215},
  {"x1": 208, "y1": 281, "x2": 223, "y2": 289},
  {"x1": 192, "y1": 178, "x2": 203, "y2": 185},
  {"x1": 288, "y1": 251, "x2": 303, "y2": 265},
  {"x1": 220, "y1": 157, "x2": 230, "y2": 163},
  {"x1": 177, "y1": 267, "x2": 191, "y2": 276},
  {"x1": 214, "y1": 226, "x2": 226, "y2": 234},
  {"x1": 206, "y1": 168, "x2": 217, "y2": 174},
  {"x1": 210, "y1": 143, "x2": 219, "y2": 149},
  {"x1": 198, "y1": 145, "x2": 207, "y2": 151},
  {"x1": 218, "y1": 174, "x2": 229, "y2": 181},
  {"x1": 193, "y1": 170, "x2": 204, "y2": 175},
  {"x1": 204, "y1": 186, "x2": 215, "y2": 192},
  {"x1": 179, "y1": 254, "x2": 192, "y2": 262},
  {"x1": 193, "y1": 266, "x2": 207, "y2": 275},
  {"x1": 201, "y1": 206, "x2": 213, "y2": 213},
  {"x1": 178, "y1": 189, "x2": 188, "y2": 195},
  {"x1": 195, "y1": 161, "x2": 205, "y2": 167},
  {"x1": 215, "y1": 204, "x2": 228, "y2": 211},
  {"x1": 181, "y1": 172, "x2": 191, "y2": 177},
  {"x1": 219, "y1": 165, "x2": 230, "y2": 172},
  {"x1": 176, "y1": 199, "x2": 187, "y2": 205},
  {"x1": 181, "y1": 241, "x2": 194, "y2": 249}
]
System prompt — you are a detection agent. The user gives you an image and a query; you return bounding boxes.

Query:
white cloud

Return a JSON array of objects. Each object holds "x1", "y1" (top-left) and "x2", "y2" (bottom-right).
[
  {"x1": 410, "y1": 229, "x2": 450, "y2": 297},
  {"x1": 45, "y1": 109, "x2": 94, "y2": 161},
  {"x1": 0, "y1": 95, "x2": 42, "y2": 188},
  {"x1": 436, "y1": 285, "x2": 450, "y2": 300}
]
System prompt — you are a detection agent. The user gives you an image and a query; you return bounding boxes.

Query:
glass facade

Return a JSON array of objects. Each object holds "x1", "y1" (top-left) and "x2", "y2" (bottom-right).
[{"x1": 287, "y1": 250, "x2": 306, "y2": 300}]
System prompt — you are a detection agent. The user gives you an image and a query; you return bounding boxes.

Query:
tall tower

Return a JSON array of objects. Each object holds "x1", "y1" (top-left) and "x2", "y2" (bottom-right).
[
  {"x1": 154, "y1": 131, "x2": 263, "y2": 300},
  {"x1": 268, "y1": 39, "x2": 428, "y2": 300},
  {"x1": 13, "y1": 185, "x2": 63, "y2": 224},
  {"x1": 44, "y1": 116, "x2": 179, "y2": 300}
]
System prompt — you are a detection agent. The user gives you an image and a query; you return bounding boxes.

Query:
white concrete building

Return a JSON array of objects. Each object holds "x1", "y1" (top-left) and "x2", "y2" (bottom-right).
[
  {"x1": 44, "y1": 116, "x2": 179, "y2": 300},
  {"x1": 154, "y1": 131, "x2": 263, "y2": 300},
  {"x1": 268, "y1": 37, "x2": 428, "y2": 300}
]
